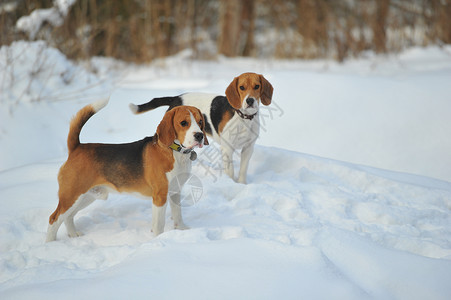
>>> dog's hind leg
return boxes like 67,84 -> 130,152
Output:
90,186 -> 109,200
64,192 -> 96,238
46,211 -> 64,242
46,187 -> 108,242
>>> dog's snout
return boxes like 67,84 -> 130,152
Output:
246,98 -> 255,106
194,132 -> 204,142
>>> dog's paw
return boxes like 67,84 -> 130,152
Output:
237,176 -> 247,184
174,222 -> 190,230
68,231 -> 83,238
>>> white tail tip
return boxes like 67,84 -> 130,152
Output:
129,103 -> 139,114
91,98 -> 109,113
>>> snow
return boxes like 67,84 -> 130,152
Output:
1,42 -> 451,299
16,0 -> 76,39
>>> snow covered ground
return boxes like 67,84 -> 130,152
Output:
1,41 -> 451,299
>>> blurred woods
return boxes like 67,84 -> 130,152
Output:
1,0 -> 450,62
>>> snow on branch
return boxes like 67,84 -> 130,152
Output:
16,0 -> 76,39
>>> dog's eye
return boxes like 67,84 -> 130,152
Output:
180,121 -> 188,127
239,86 -> 245,91
198,120 -> 203,127
254,85 -> 260,90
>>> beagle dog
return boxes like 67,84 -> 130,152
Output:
130,72 -> 273,183
46,100 -> 208,242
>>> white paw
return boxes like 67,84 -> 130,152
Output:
45,236 -> 56,243
237,177 -> 247,184
174,222 -> 190,230
151,228 -> 164,237
68,231 -> 83,238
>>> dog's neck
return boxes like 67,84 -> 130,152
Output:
235,109 -> 257,120
169,141 -> 197,161
169,142 -> 193,154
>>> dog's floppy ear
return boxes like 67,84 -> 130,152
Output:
157,108 -> 176,147
260,75 -> 273,106
225,76 -> 242,110
199,110 -> 209,145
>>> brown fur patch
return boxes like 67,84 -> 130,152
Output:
218,109 -> 234,134
225,76 -> 242,109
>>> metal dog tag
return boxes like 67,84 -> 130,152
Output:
190,151 -> 197,161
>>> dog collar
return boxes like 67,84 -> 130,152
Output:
169,143 -> 197,161
235,109 -> 257,120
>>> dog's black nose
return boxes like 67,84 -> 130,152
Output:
246,98 -> 255,106
194,132 -> 204,142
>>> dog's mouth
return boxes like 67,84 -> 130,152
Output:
188,142 -> 204,149
243,102 -> 258,112
192,141 -> 203,149
183,140 -> 203,150
241,106 -> 258,115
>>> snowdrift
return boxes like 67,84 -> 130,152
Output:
1,145 -> 451,299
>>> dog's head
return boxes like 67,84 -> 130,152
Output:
225,72 -> 274,115
157,106 -> 209,149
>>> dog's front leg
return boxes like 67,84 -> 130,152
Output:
237,141 -> 255,184
151,201 -> 167,236
221,143 -> 235,181
169,194 -> 189,230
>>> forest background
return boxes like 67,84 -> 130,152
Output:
2,0 -> 450,63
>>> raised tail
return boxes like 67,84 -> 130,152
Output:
129,96 -> 182,114
67,99 -> 109,153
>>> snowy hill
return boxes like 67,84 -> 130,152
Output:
1,146 -> 451,299
1,42 -> 451,299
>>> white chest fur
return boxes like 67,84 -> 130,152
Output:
221,114 -> 260,150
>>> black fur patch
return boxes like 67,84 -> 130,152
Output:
137,96 -> 183,113
167,96 -> 183,111
203,113 -> 212,136
94,136 -> 154,187
210,96 -> 234,134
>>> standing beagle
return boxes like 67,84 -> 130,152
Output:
46,100 -> 208,242
130,72 -> 273,183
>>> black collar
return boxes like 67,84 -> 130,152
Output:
235,109 -> 257,120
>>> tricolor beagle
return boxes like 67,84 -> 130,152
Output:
46,100 -> 208,242
130,72 -> 273,183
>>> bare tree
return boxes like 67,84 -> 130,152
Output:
373,0 -> 390,53
218,0 -> 255,57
